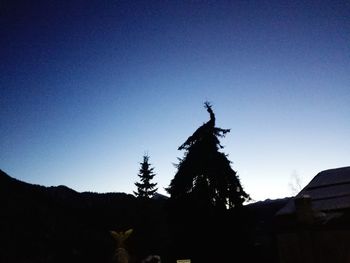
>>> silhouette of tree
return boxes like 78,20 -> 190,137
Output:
288,170 -> 303,196
167,102 -> 250,209
134,155 -> 158,198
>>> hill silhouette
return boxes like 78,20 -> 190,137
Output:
0,169 -> 170,263
0,169 -> 289,263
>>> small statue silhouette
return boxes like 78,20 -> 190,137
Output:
110,228 -> 133,263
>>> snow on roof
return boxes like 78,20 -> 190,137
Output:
277,167 -> 350,215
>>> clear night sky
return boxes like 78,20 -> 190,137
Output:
1,0 -> 349,201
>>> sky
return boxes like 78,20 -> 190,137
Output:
1,0 -> 349,202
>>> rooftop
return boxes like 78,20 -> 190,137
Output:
277,167 -> 350,216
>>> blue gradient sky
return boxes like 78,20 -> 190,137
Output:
1,0 -> 349,201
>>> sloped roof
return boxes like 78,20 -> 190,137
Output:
277,166 -> 350,215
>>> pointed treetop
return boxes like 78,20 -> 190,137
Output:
204,101 -> 215,123
178,102 -> 230,150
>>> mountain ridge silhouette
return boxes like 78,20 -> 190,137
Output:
0,169 -> 289,263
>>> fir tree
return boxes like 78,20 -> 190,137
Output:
134,155 -> 158,198
167,102 -> 250,209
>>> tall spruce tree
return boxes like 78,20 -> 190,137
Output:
134,155 -> 158,198
167,102 -> 250,209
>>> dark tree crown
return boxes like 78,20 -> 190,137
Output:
167,102 -> 250,209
